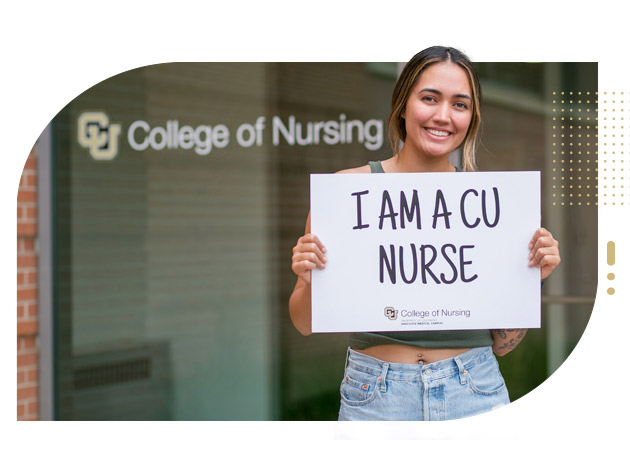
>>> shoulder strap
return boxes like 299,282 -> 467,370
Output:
369,160 -> 462,173
368,161 -> 385,173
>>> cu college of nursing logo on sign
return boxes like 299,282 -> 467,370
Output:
77,112 -> 122,161
384,306 -> 398,320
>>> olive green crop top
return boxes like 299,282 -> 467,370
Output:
348,161 -> 493,350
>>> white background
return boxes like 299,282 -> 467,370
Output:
2,0 -> 627,446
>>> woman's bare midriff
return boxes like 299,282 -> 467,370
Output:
354,344 -> 471,365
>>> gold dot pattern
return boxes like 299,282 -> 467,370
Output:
599,91 -> 629,207
552,91 -> 629,207
552,91 -> 599,206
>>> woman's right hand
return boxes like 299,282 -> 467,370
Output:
291,233 -> 327,285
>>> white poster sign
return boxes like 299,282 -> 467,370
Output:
310,171 -> 541,333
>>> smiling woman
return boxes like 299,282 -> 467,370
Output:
289,46 -> 562,421
400,63 -> 473,165
387,47 -> 482,173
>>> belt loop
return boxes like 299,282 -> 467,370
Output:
344,347 -> 351,369
454,356 -> 467,385
379,363 -> 389,393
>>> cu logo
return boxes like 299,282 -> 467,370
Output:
384,306 -> 398,320
77,112 -> 122,161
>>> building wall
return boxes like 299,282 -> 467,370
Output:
17,146 -> 39,420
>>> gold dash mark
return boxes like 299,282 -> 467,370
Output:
607,241 -> 615,265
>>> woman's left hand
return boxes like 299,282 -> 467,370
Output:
528,227 -> 561,280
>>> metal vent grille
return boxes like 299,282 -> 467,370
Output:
74,357 -> 151,390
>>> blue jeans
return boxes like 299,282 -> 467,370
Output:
338,346 -> 510,421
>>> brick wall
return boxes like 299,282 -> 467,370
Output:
17,146 -> 39,420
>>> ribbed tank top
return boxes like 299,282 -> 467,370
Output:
348,161 -> 493,350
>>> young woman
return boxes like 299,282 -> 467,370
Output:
289,46 -> 561,421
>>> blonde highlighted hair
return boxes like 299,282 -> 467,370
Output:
387,46 -> 482,172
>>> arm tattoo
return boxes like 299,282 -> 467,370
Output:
496,328 -> 520,340
494,329 -> 527,351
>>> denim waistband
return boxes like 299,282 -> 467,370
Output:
345,346 -> 495,382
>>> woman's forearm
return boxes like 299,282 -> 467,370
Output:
289,280 -> 313,336
491,329 -> 528,356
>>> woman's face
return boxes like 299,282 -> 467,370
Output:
401,61 -> 473,159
